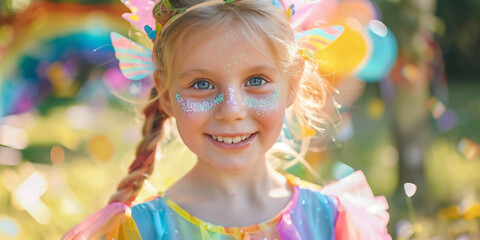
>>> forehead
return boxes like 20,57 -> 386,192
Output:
175,24 -> 276,74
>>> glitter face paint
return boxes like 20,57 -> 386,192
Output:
245,89 -> 280,115
208,29 -> 250,74
176,93 -> 225,115
226,85 -> 242,112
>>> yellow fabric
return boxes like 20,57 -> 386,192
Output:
156,174 -> 311,236
105,216 -> 141,240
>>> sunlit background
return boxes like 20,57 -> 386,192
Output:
0,0 -> 479,239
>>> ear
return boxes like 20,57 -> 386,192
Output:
153,69 -> 174,117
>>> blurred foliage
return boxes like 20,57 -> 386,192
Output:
372,0 -> 480,79
436,0 -> 480,80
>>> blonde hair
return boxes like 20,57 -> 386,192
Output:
109,0 -> 334,204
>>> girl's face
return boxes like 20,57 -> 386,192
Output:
162,25 -> 294,171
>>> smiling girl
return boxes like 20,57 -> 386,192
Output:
63,0 -> 391,239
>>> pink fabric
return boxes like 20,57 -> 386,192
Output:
121,0 -> 157,33
277,213 -> 302,240
62,202 -> 129,240
280,0 -> 338,30
321,171 -> 391,240
276,184 -> 301,240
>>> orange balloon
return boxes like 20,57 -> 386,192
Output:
330,0 -> 377,25
313,20 -> 369,81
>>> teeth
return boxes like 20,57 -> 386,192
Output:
210,134 -> 252,144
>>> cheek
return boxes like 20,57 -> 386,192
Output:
255,106 -> 285,139
174,113 -> 207,152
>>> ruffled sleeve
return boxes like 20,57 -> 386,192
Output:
321,171 -> 392,240
62,202 -> 141,240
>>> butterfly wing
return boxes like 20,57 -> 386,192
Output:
296,25 -> 344,58
110,32 -> 154,81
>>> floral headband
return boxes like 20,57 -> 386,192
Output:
111,0 -> 344,81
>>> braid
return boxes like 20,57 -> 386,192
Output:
109,88 -> 169,205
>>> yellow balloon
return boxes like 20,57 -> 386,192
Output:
313,20 -> 369,81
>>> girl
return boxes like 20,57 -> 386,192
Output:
64,0 -> 390,239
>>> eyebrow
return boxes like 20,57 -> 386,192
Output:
178,69 -> 212,79
177,65 -> 278,79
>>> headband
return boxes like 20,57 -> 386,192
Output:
111,0 -> 344,81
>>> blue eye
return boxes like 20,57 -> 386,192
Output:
192,80 -> 213,90
246,76 -> 266,87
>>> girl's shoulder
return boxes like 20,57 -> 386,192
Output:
285,173 -> 338,213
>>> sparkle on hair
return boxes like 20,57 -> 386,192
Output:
176,93 -> 225,115
246,89 -> 280,115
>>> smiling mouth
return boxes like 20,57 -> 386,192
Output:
208,133 -> 255,144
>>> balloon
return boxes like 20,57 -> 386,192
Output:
313,18 -> 369,81
329,0 -> 378,25
357,20 -> 398,82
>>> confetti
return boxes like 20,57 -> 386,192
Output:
404,182 -> 417,197
427,96 -> 446,119
457,138 -> 480,161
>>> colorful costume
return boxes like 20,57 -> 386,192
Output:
63,171 -> 390,239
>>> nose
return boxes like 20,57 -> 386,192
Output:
214,85 -> 247,122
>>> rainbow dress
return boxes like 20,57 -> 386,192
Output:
63,171 -> 391,240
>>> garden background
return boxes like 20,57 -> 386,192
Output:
0,0 -> 479,239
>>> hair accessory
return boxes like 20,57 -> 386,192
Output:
110,32 -> 154,81
272,0 -> 282,9
111,0 -> 343,83
296,26 -> 344,58
286,4 -> 295,20
120,0 -> 157,41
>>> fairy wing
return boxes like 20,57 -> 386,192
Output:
296,25 -> 344,58
110,32 -> 154,81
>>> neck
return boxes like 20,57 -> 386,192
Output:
184,156 -> 287,201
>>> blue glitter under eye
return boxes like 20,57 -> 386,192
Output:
247,76 -> 265,87
193,80 -> 212,90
